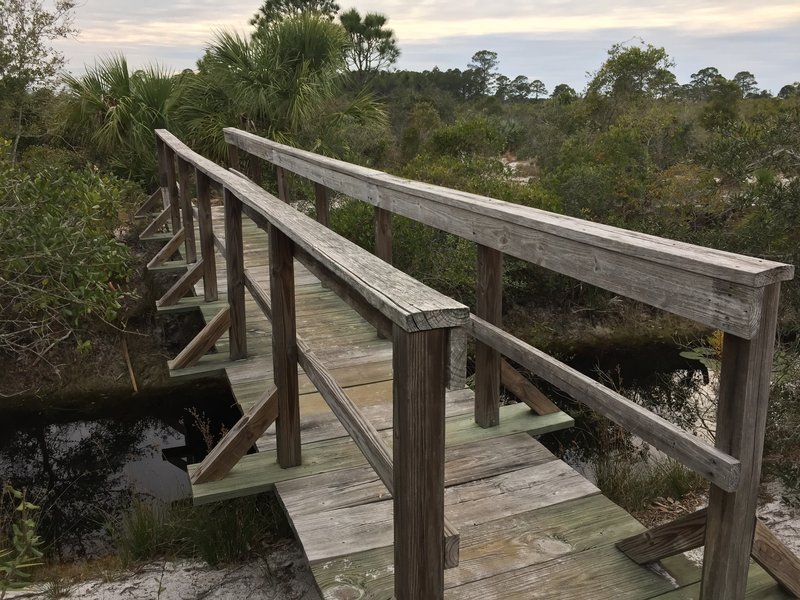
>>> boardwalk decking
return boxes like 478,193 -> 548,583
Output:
148,207 -> 792,600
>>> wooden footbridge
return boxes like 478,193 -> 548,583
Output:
138,128 -> 800,599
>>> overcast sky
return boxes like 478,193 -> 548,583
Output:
55,0 -> 800,94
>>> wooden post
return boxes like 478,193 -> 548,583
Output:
223,188 -> 247,360
177,158 -> 197,263
247,153 -> 262,185
163,144 -> 181,234
156,138 -> 170,212
475,245 -> 503,427
701,282 -> 781,600
314,182 -> 330,228
276,166 -> 290,203
269,224 -> 301,468
227,142 -> 240,171
374,207 -> 393,264
393,326 -> 447,600
195,170 -> 218,301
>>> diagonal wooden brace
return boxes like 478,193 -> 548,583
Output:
156,259 -> 205,308
617,507 -> 800,597
500,358 -> 560,415
191,387 -> 278,484
134,189 -> 164,219
146,228 -> 185,270
140,206 -> 172,239
168,305 -> 230,370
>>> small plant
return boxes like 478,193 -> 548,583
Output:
1,484 -> 44,598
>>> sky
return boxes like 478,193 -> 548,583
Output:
54,0 -> 800,94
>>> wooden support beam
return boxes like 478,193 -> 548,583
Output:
156,137 -> 170,214
177,158 -> 197,263
139,206 -> 171,240
276,166 -> 290,203
753,519 -> 800,598
617,507 -> 707,564
190,387 -> 278,484
224,189 -> 247,360
156,259 -> 205,308
270,225 -> 301,468
468,314 -> 741,492
447,326 -> 467,390
146,229 -> 185,270
247,152 -> 262,185
134,189 -> 163,218
168,306 -> 231,370
501,358 -> 561,415
701,282 -> 782,599
393,326 -> 448,599
374,207 -> 392,265
195,170 -> 218,301
227,142 -> 240,170
163,144 -> 181,234
314,182 -> 330,228
618,506 -> 800,598
475,245 -> 502,428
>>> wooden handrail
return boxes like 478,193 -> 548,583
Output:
223,127 -> 794,339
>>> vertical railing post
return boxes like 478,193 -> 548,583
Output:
195,170 -> 218,301
276,166 -> 290,203
247,152 -> 263,185
374,207 -> 393,265
223,188 -> 247,360
227,142 -> 240,171
475,245 -> 503,427
156,137 -> 170,212
701,282 -> 781,600
314,182 -> 330,228
393,325 -> 447,600
269,224 -> 301,468
177,158 -> 197,263
163,144 -> 181,234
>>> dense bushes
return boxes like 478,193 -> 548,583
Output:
0,141 -> 135,360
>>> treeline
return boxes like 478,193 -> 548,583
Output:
1,0 -> 799,370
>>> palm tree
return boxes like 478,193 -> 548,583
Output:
63,55 -> 182,182
179,14 -> 385,163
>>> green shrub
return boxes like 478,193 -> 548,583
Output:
0,142 -> 135,359
1,484 -> 43,596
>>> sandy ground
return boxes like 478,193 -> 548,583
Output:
9,540 -> 322,600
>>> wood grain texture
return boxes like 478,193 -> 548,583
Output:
139,206 -> 171,239
393,326 -> 447,599
501,359 -> 561,415
163,144 -> 181,234
168,306 -> 230,370
276,165 -> 289,203
617,507 -> 707,564
702,282 -> 782,599
195,169 -> 218,301
227,142 -> 240,170
447,326 -> 468,390
191,387 -> 278,484
221,128 -> 794,339
314,182 -> 330,228
269,225 -> 301,468
752,519 -> 800,598
177,157 -> 197,262
469,314 -> 741,492
475,245 -> 502,428
374,206 -> 393,264
223,189 -> 247,360
146,229 -> 185,270
156,259 -> 204,307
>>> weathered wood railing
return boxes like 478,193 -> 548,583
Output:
152,129 -> 467,599
221,127 -> 797,600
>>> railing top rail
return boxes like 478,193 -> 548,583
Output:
224,128 -> 792,287
155,129 -> 469,333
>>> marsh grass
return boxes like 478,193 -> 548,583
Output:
109,492 -> 289,567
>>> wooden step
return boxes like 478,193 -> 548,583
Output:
189,403 -> 574,504
141,231 -> 177,242
157,297 -> 228,314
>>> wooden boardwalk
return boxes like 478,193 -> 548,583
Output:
151,209 -> 791,600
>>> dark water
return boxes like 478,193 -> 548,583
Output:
0,383 -> 241,559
